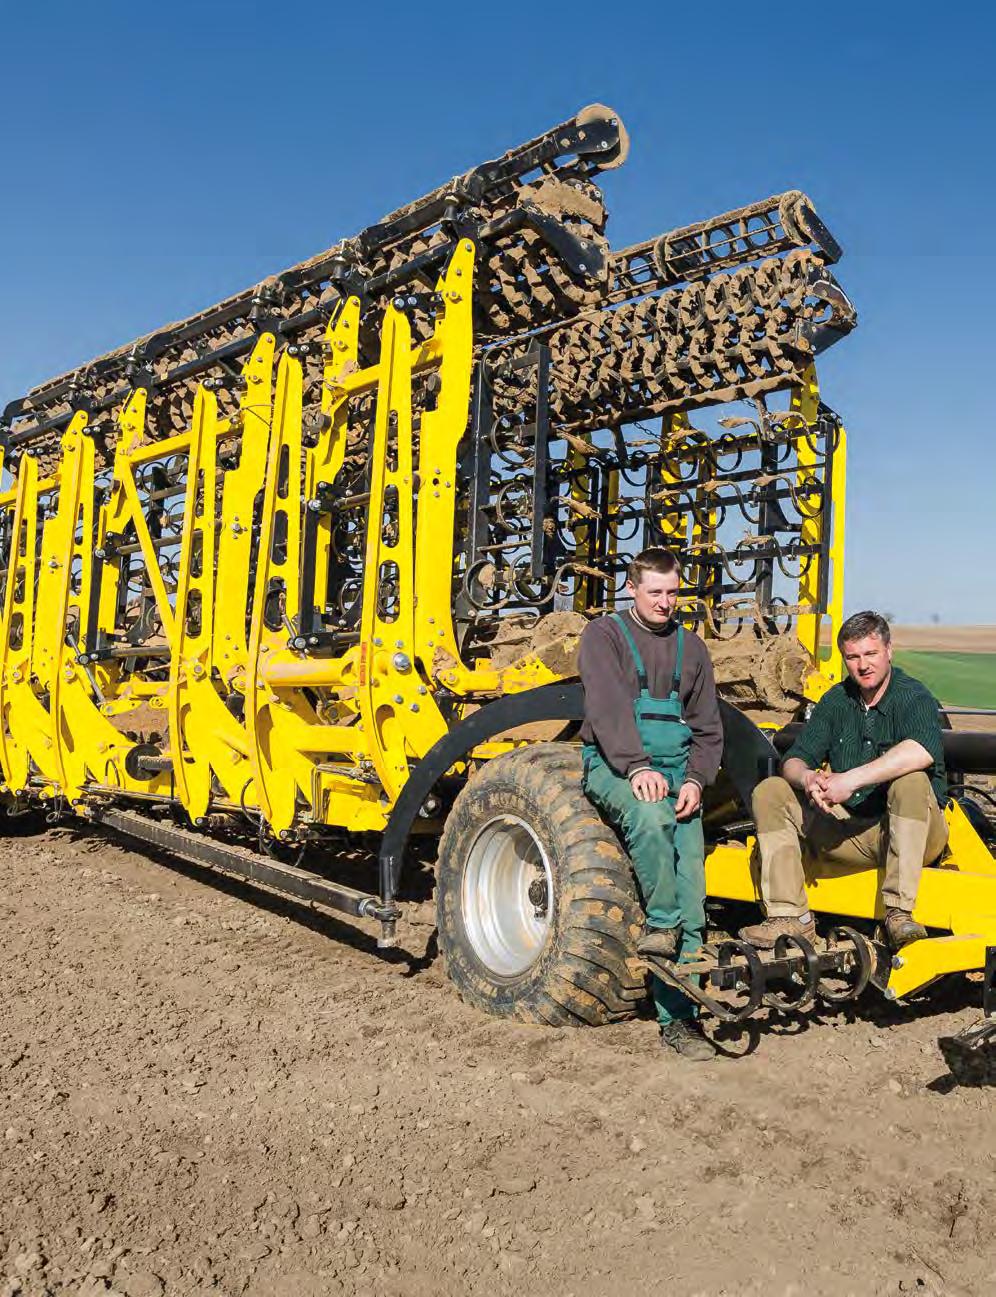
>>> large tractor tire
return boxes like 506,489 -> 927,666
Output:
436,742 -> 646,1026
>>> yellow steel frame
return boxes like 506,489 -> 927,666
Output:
0,241 -> 551,837
588,367 -> 990,1001
0,243 -> 990,1004
791,364 -> 847,694
705,830 -> 996,1001
691,371 -> 994,1000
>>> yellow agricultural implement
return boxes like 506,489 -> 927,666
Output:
1,105 -> 993,1034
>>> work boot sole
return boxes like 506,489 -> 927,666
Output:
738,923 -> 817,951
884,923 -> 927,950
883,910 -> 927,949
660,1027 -> 717,1061
637,927 -> 681,958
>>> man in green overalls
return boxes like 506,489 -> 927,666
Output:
579,548 -> 724,1060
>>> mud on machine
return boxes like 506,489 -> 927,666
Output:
2,106 -> 994,1046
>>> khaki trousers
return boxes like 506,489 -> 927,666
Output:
751,771 -> 948,917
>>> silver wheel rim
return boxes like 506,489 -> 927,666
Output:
462,814 -> 554,977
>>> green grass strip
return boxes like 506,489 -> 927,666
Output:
892,651 -> 996,709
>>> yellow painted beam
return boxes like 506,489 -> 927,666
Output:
706,837 -> 996,995
887,935 -> 995,999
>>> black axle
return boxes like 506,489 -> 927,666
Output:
93,806 -> 399,930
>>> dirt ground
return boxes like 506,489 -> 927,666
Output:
889,627 -> 996,654
1,825 -> 994,1297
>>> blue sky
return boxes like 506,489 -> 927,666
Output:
1,1 -> 993,624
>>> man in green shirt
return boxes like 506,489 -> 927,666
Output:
740,611 -> 948,951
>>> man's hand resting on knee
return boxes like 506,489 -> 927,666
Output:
674,780 -> 702,820
629,770 -> 669,802
820,740 -> 933,807
802,769 -> 834,813
784,757 -> 833,813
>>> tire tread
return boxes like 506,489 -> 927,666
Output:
436,743 -> 646,1027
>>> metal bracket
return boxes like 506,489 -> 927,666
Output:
645,926 -> 875,1023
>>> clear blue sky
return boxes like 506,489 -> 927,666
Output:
2,1 -> 993,624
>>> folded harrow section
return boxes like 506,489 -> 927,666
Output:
0,104 -> 855,846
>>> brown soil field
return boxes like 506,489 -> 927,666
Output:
889,627 -> 996,654
2,826 -> 994,1297
948,715 -> 996,735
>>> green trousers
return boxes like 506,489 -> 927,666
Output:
584,759 -> 705,1025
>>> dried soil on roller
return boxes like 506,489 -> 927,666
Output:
1,827 -> 994,1296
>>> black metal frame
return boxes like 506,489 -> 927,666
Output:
1,105 -> 623,451
96,807 -> 393,923
459,361 -> 495,618
645,924 -> 875,1023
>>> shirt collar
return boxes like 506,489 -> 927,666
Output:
626,608 -> 676,637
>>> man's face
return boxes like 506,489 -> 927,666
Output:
841,632 -> 893,694
627,568 -> 680,627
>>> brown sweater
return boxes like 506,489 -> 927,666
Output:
578,611 -> 723,786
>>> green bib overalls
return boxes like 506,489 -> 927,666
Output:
582,614 -> 691,792
581,614 -> 706,1025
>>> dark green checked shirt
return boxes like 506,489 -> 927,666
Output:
785,666 -> 947,816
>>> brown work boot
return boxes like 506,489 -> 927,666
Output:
660,1018 -> 717,1061
883,907 -> 927,949
738,915 -> 817,951
636,926 -> 681,959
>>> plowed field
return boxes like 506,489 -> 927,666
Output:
2,825 -> 994,1297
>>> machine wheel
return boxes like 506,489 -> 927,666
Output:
436,743 -> 645,1026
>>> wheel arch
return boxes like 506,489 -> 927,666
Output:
379,683 -> 778,903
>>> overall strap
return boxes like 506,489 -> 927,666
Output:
671,624 -> 684,698
610,613 -> 648,690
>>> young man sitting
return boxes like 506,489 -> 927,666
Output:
579,548 -> 723,1060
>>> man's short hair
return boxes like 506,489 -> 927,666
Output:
837,610 -> 891,650
626,547 -> 681,586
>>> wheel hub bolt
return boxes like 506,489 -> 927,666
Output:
527,877 -> 548,911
